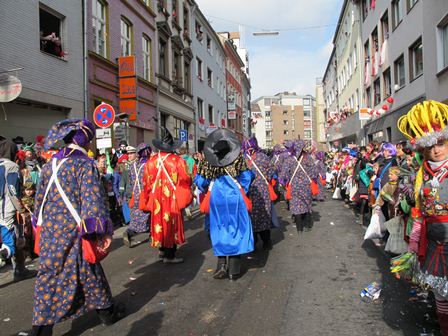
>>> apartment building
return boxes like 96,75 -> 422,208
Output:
315,78 -> 327,149
191,5 -> 227,152
88,0 -> 158,145
252,95 -> 279,148
0,0 -> 84,141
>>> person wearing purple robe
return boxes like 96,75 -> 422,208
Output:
242,136 -> 274,249
314,151 -> 327,201
122,143 -> 152,247
279,139 -> 319,233
31,119 -> 122,336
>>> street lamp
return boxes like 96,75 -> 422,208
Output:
252,31 -> 279,36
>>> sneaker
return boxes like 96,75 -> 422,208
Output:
163,257 -> 184,264
123,231 -> 132,248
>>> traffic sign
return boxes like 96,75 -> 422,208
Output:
179,129 -> 188,142
93,103 -> 115,128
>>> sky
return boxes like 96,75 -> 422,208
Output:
195,0 -> 344,100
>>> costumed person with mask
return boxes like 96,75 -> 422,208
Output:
141,127 -> 192,264
195,129 -> 254,280
122,143 -> 152,247
242,136 -> 275,250
31,119 -> 122,336
398,101 -> 448,336
0,139 -> 36,280
22,144 -> 42,186
279,139 -> 319,233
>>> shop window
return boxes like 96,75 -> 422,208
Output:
39,6 -> 65,58
409,38 -> 423,79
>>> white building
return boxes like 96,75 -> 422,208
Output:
191,4 -> 226,151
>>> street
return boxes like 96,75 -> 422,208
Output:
0,196 -> 441,336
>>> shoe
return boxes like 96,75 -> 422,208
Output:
13,268 -> 37,282
163,257 -> 184,264
123,231 -> 132,247
212,265 -> 228,279
99,303 -> 126,326
229,274 -> 239,281
185,208 -> 192,220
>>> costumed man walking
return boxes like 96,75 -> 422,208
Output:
142,127 -> 192,263
398,101 -> 448,336
195,129 -> 254,280
122,143 -> 152,247
31,119 -> 122,336
279,139 -> 318,233
314,151 -> 327,202
242,136 -> 275,250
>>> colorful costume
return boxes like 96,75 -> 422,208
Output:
314,151 -> 327,201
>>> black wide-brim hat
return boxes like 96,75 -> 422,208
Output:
152,126 -> 183,152
204,129 -> 241,167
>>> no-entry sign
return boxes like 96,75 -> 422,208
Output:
93,103 -> 115,128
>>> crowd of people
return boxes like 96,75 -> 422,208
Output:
4,99 -> 448,335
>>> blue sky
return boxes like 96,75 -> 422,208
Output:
195,0 -> 344,100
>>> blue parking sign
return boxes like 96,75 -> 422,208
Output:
179,129 -> 188,142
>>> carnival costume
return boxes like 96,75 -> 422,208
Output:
398,100 -> 448,335
31,119 -> 119,335
195,129 -> 254,280
279,139 -> 318,232
242,136 -> 275,249
142,127 -> 192,263
314,151 -> 327,201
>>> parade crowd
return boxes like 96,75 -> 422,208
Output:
2,99 -> 448,335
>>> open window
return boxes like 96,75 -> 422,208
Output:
39,5 -> 65,58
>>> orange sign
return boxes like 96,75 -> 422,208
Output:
118,56 -> 135,77
359,108 -> 372,120
120,100 -> 137,121
119,77 -> 137,99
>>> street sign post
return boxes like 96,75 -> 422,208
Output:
93,103 -> 115,128
179,129 -> 188,142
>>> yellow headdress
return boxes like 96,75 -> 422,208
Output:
397,100 -> 448,148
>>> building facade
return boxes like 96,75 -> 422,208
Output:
360,0 -> 425,144
0,0 -> 84,141
315,78 -> 327,149
251,95 -> 279,149
191,5 -> 226,152
156,0 -> 195,150
218,32 -> 245,140
88,0 -> 158,146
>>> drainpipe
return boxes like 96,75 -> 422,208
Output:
82,0 -> 88,119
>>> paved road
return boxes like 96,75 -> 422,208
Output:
0,196 -> 441,335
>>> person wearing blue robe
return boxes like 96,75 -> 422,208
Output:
195,129 -> 254,281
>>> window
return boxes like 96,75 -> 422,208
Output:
304,110 -> 311,118
362,0 -> 369,21
172,50 -> 180,82
207,68 -> 213,87
283,120 -> 288,126
195,21 -> 203,41
184,61 -> 191,93
196,57 -> 202,80
208,105 -> 214,124
142,35 -> 151,81
407,0 -> 418,12
172,0 -> 178,23
394,55 -> 405,88
353,44 -> 358,68
303,99 -> 310,106
373,78 -> 381,105
92,0 -> 107,57
183,6 -> 189,39
441,23 -> 448,69
120,18 -> 132,56
383,68 -> 391,97
206,35 -> 212,53
381,11 -> 389,43
392,0 -> 403,29
283,110 -> 288,116
355,89 -> 359,109
283,130 -> 289,136
39,6 -> 64,58
304,130 -> 311,139
159,39 -> 167,76
409,38 -> 423,79
265,111 -> 271,118
348,57 -> 352,77
160,113 -> 167,128
366,86 -> 372,107
197,98 -> 204,119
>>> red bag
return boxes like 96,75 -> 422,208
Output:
34,225 -> 42,255
199,191 -> 211,214
81,237 -> 109,264
311,180 -> 319,196
268,183 -> 278,201
285,183 -> 292,200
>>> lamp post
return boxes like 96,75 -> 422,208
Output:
252,31 -> 279,36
